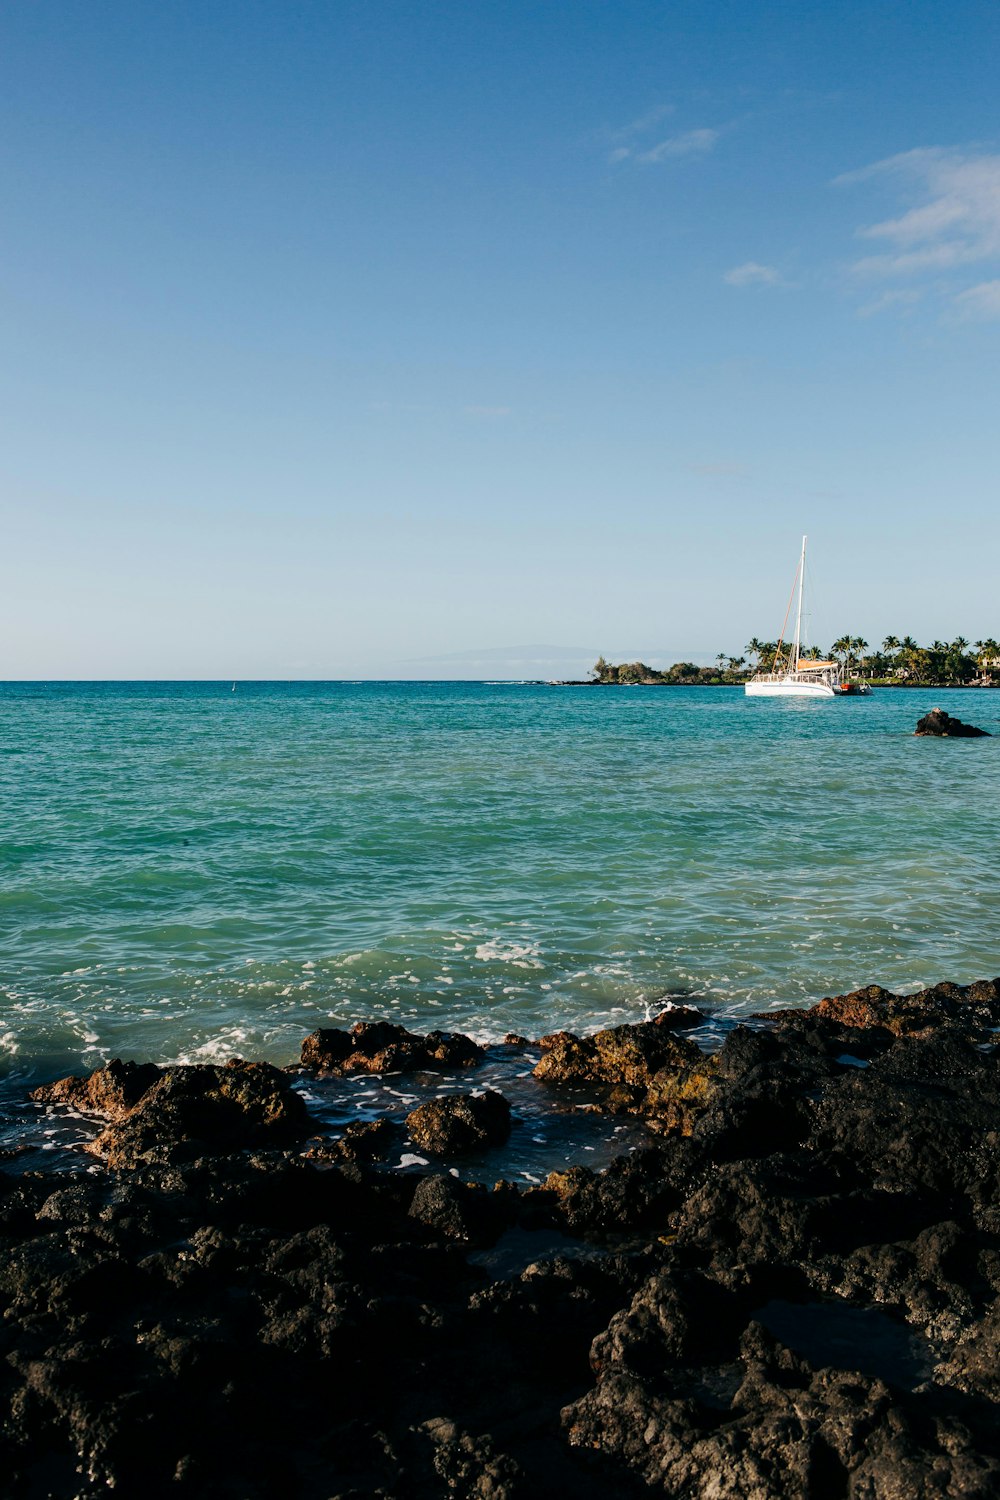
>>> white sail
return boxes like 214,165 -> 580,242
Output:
745,536 -> 841,698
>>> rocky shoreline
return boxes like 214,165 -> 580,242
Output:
4,981 -> 1000,1497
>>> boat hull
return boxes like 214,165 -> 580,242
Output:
745,679 -> 835,699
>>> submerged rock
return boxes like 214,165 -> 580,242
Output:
406,1090 -> 512,1155
915,706 -> 989,737
300,1020 -> 485,1074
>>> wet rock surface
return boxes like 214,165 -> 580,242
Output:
301,1020 -> 484,1075
534,1010 -> 715,1130
31,1058 -> 311,1169
6,994 -> 1000,1496
915,706 -> 990,737
406,1090 -> 512,1156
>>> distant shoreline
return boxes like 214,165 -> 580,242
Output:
548,679 -> 1000,689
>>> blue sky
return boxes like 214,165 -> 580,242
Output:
3,1 -> 999,678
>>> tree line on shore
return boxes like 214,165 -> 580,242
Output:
591,636 -> 1000,687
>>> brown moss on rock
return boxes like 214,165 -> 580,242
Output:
302,1117 -> 399,1165
406,1090 -> 511,1156
534,1017 -> 713,1130
642,1055 -> 720,1135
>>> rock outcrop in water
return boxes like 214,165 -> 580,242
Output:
10,989 -> 1000,1496
31,1058 -> 310,1168
300,1020 -> 485,1074
915,706 -> 990,737
407,1090 -> 512,1155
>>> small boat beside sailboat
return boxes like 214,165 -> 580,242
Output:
745,536 -> 870,699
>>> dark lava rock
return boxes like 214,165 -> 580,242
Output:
544,1144 -> 696,1233
408,1174 -> 514,1244
915,706 -> 990,737
33,1059 -> 310,1168
406,1090 -> 512,1156
31,1057 -> 162,1118
534,1019 -> 711,1123
11,990 -> 1000,1497
762,976 -> 1000,1048
646,1004 -> 705,1031
300,1020 -> 484,1074
565,1314 -> 1000,1498
303,1118 -> 400,1165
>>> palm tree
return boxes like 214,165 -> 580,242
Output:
893,635 -> 918,680
745,637 -> 765,667
850,637 -> 868,675
944,637 -> 974,684
728,656 -> 746,673
830,636 -> 852,663
882,635 -> 900,656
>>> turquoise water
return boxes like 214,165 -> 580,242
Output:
2,681 -> 999,1078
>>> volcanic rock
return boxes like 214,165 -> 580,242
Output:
915,706 -> 989,737
406,1090 -> 512,1155
407,1174 -> 514,1244
34,1059 -> 310,1168
12,988 -> 1000,1496
647,1004 -> 705,1031
300,1020 -> 484,1074
534,1020 -> 708,1122
31,1057 -> 161,1119
303,1117 -> 399,1165
762,976 -> 1000,1048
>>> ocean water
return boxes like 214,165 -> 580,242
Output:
2,681 -> 999,1082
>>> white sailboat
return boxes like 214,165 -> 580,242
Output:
745,536 -> 854,699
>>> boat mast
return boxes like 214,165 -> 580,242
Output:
792,534 -> 806,671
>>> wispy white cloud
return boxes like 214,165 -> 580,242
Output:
600,103 -> 674,162
723,261 -> 780,286
953,279 -> 1000,321
635,127 -> 720,164
838,148 -> 1000,316
856,287 -> 923,318
604,106 -> 720,166
610,104 -> 676,143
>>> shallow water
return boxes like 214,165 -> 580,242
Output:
2,681 -> 998,1081
299,1043 -> 653,1186
755,1298 -> 936,1391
